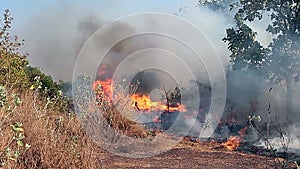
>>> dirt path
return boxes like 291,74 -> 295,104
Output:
95,142 -> 282,169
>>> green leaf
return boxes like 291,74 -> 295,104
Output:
14,133 -> 25,140
11,125 -> 24,132
17,140 -> 24,147
14,96 -> 21,106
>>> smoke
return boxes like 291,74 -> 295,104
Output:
17,1 -> 231,81
73,15 -> 103,57
19,1 -> 128,81
21,5 -> 85,80
253,123 -> 300,154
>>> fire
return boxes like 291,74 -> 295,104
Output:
93,79 -> 113,99
93,78 -> 187,113
131,94 -> 157,112
131,94 -> 187,113
222,127 -> 247,151
221,136 -> 241,151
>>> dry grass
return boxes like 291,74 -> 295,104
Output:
101,107 -> 148,138
92,84 -> 150,139
0,91 -> 99,169
0,83 -> 151,168
0,88 -> 287,169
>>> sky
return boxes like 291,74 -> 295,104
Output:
0,0 -> 197,29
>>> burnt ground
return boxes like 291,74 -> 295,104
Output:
93,141 -> 297,169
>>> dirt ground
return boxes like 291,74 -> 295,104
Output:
94,141 -> 289,169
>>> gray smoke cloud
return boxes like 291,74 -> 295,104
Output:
18,1 -> 230,81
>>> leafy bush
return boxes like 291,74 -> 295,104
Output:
0,9 -> 29,91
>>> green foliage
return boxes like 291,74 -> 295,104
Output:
0,9 -> 29,90
1,122 -> 31,166
199,0 -> 236,13
0,9 -> 73,113
222,0 -> 300,80
25,66 -> 73,112
219,0 -> 300,121
11,122 -> 24,132
223,19 -> 270,71
26,66 -> 62,97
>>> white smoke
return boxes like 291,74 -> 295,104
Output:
12,1 -> 231,81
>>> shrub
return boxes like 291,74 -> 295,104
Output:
0,9 -> 29,91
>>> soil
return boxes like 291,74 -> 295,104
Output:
93,141 -> 295,169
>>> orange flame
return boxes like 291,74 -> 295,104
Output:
93,79 -> 113,99
221,136 -> 241,151
222,127 -> 247,151
131,94 -> 187,113
93,78 -> 187,113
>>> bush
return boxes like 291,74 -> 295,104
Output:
0,9 -> 29,91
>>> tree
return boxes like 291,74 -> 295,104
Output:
162,86 -> 181,113
199,0 -> 236,13
220,0 -> 300,122
0,9 -> 29,90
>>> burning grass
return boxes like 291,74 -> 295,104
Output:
92,80 -> 149,138
90,76 -> 188,139
221,136 -> 242,151
221,127 -> 247,151
92,77 -> 186,113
